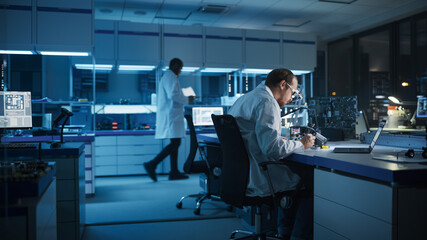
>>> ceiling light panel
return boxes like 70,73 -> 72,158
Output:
319,0 -> 357,4
155,4 -> 195,20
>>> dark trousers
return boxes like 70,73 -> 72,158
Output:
149,138 -> 181,173
277,162 -> 314,240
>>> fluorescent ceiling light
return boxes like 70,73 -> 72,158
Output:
242,69 -> 271,74
39,51 -> 89,56
292,70 -> 311,75
388,96 -> 401,104
75,64 -> 113,71
201,68 -> 238,73
319,0 -> 356,4
162,66 -> 199,72
375,95 -> 386,99
119,65 -> 155,71
181,67 -> 199,72
0,50 -> 34,55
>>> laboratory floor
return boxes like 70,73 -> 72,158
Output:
83,174 -> 239,240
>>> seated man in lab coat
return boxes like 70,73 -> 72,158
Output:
228,68 -> 315,240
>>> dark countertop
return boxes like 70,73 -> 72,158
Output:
198,134 -> 427,185
0,142 -> 85,159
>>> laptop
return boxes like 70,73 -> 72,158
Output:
333,120 -> 386,153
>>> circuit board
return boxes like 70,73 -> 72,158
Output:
308,96 -> 359,139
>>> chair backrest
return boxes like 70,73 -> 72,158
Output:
183,114 -> 199,173
211,114 -> 249,208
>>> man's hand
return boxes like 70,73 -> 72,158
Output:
188,96 -> 196,103
300,134 -> 315,149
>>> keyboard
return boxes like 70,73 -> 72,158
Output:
0,143 -> 38,149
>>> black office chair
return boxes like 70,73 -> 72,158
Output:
176,115 -> 223,215
212,114 -> 299,240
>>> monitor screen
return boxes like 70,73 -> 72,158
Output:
0,91 -> 32,129
417,97 -> 427,118
192,107 -> 223,126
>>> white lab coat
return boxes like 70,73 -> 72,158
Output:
155,70 -> 188,139
229,82 -> 303,197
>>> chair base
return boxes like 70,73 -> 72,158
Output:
230,229 -> 282,240
176,192 -> 224,215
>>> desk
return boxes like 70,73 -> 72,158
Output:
1,143 -> 86,240
198,134 -> 427,240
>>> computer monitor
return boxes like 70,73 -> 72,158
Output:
417,97 -> 427,118
192,107 -> 223,126
0,91 -> 32,129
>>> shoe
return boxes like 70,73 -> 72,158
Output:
168,171 -> 189,180
144,162 -> 157,182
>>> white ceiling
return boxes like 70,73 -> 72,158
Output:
94,0 -> 427,43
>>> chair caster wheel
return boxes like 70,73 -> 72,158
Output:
194,208 -> 200,215
176,202 -> 182,209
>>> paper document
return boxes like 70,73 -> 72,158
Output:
182,87 -> 196,97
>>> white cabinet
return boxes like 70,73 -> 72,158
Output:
36,9 -> 93,51
94,20 -> 115,61
117,22 -> 160,64
36,0 -> 92,9
0,3 -> 32,50
283,32 -> 316,71
36,0 -> 93,52
95,134 -> 190,176
314,169 -> 392,240
245,30 -> 281,69
164,25 -> 203,67
205,27 -> 243,68
116,135 -> 162,175
94,136 -> 117,176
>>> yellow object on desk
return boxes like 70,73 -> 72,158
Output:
321,145 -> 329,149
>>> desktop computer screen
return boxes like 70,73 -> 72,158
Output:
0,91 -> 32,129
417,97 -> 427,118
192,107 -> 223,126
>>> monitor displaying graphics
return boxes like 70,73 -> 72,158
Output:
417,97 -> 427,118
0,91 -> 32,129
192,107 -> 223,126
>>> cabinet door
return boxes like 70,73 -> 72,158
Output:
205,27 -> 243,68
314,169 -> 392,240
245,30 -> 281,69
117,22 -> 160,64
37,0 -> 92,9
283,32 -> 316,71
164,25 -> 203,67
94,20 -> 115,61
36,8 -> 93,51
0,6 -> 32,50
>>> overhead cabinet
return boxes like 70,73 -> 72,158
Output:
283,32 -> 316,71
245,30 -> 281,69
117,22 -> 160,64
0,2 -> 32,50
205,27 -> 243,68
94,20 -> 115,61
36,0 -> 93,52
164,25 -> 203,67
0,0 -> 94,52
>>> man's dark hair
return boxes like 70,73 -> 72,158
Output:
169,58 -> 183,75
265,68 -> 295,88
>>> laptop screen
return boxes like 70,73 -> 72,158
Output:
369,120 -> 386,150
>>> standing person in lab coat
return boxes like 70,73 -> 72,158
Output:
228,68 -> 315,240
144,58 -> 195,181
